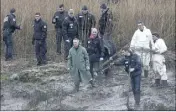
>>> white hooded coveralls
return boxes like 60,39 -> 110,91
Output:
152,38 -> 167,80
130,26 -> 154,71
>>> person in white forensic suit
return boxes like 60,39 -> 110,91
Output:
130,21 -> 154,78
151,33 -> 168,87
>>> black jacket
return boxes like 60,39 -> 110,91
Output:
62,16 -> 78,40
114,53 -> 142,76
76,12 -> 96,30
52,11 -> 67,29
3,13 -> 20,33
87,36 -> 104,62
33,19 -> 47,40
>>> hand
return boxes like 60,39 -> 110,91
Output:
100,57 -> 104,61
32,40 -> 35,45
67,68 -> 70,71
129,68 -> 135,72
110,62 -> 114,66
109,57 -> 113,61
86,66 -> 90,71
66,40 -> 70,43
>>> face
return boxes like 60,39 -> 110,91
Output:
59,7 -> 64,12
68,11 -> 74,18
35,15 -> 41,21
101,8 -> 106,13
82,10 -> 88,14
138,23 -> 144,31
73,40 -> 79,48
91,30 -> 98,37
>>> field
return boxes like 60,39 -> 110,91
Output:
1,0 -> 175,59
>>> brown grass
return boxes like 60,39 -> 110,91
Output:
1,0 -> 175,59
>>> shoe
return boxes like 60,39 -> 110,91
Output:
161,80 -> 168,87
151,79 -> 160,87
37,62 -> 42,66
72,84 -> 79,93
89,80 -> 95,88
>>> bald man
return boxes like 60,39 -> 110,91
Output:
62,9 -> 78,60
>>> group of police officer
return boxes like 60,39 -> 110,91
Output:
3,3 -> 168,110
2,4 -> 112,66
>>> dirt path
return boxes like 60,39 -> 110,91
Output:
1,59 -> 175,111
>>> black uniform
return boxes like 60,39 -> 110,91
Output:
98,8 -> 113,36
52,11 -> 67,54
62,16 -> 78,59
3,13 -> 20,60
76,12 -> 96,47
33,19 -> 47,65
87,36 -> 104,78
114,53 -> 142,105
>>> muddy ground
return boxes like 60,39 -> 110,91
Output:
1,57 -> 175,111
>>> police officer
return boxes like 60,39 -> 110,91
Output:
87,28 -> 104,79
3,8 -> 21,61
76,5 -> 96,47
111,48 -> 142,109
98,3 -> 113,37
32,13 -> 47,66
62,9 -> 78,60
52,4 -> 68,54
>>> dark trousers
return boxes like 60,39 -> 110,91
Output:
64,38 -> 73,59
35,40 -> 47,64
131,74 -> 141,104
3,30 -> 13,60
56,28 -> 63,53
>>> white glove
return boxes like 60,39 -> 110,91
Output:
66,40 -> 70,43
100,57 -> 104,61
129,68 -> 135,72
86,66 -> 90,70
53,18 -> 56,22
67,68 -> 70,71
109,57 -> 113,61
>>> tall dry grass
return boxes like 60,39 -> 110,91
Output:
1,0 -> 175,59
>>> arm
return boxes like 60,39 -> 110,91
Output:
114,57 -> 125,66
91,14 -> 96,27
67,49 -> 72,70
155,39 -> 167,54
83,48 -> 90,70
133,55 -> 142,72
52,12 -> 57,24
99,38 -> 105,58
41,22 -> 47,40
9,16 -> 20,30
62,19 -> 69,41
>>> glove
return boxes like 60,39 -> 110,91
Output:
129,68 -> 135,72
67,68 -> 70,71
65,40 -> 70,43
86,66 -> 90,71
109,57 -> 113,61
100,57 -> 104,61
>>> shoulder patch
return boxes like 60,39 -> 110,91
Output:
3,16 -> 8,22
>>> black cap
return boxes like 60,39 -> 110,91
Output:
59,4 -> 64,8
100,4 -> 107,9
10,8 -> 16,13
152,32 -> 160,38
82,5 -> 88,10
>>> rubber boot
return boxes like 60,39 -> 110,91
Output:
89,80 -> 95,88
144,70 -> 148,78
134,93 -> 140,110
155,79 -> 160,86
72,84 -> 79,93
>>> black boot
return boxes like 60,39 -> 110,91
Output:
72,84 -> 79,93
161,80 -> 168,87
89,80 -> 95,88
134,93 -> 140,110
155,79 -> 160,86
144,70 -> 148,78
